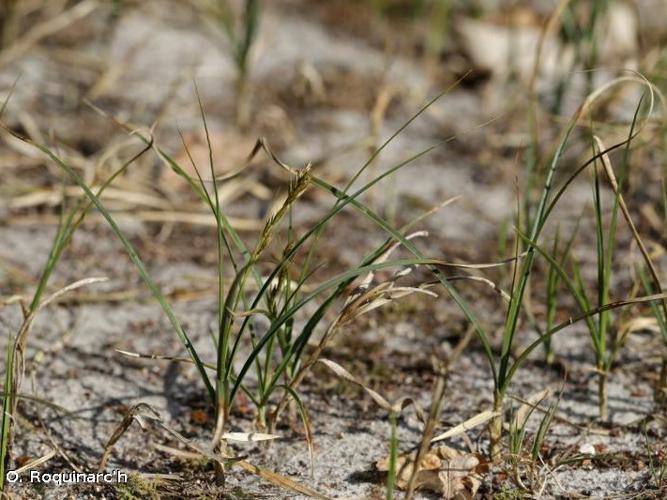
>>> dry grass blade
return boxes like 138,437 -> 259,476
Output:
115,349 -> 216,371
221,432 -> 279,442
318,359 -> 394,412
512,389 -> 551,432
99,403 -> 160,472
9,186 -> 172,211
594,135 -> 667,321
431,410 -> 499,443
358,231 -> 428,287
318,359 -> 421,416
35,277 -> 108,312
443,275 -> 512,302
344,285 -> 437,320
13,449 -> 57,475
234,460 -> 331,499
11,276 -> 108,412
133,210 -> 262,231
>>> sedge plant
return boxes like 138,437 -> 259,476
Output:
8,91 -> 475,486
487,77 -> 665,456
223,79 -> 666,462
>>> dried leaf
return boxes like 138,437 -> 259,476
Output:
376,445 -> 481,498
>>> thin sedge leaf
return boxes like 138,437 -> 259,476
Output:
17,137 -> 215,401
0,335 -> 15,490
498,115 -> 579,390
30,140 -> 153,311
516,230 -> 601,353
342,75 -> 469,195
276,384 -> 315,478
504,292 -> 667,392
532,392 -> 560,460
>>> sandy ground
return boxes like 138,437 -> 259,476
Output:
1,1 -> 667,498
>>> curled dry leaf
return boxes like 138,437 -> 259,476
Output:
376,445 -> 484,498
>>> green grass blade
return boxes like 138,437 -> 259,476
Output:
17,136 -> 215,402
516,229 -> 600,353
498,115 -> 580,391
0,334 -> 15,492
505,292 -> 667,386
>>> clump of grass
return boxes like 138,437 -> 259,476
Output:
487,75 -> 665,456
523,105 -> 649,421
10,90 -> 463,492
507,388 -> 561,494
5,73 -> 666,499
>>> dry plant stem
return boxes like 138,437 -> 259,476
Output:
595,136 -> 667,406
527,0 -> 573,142
9,278 -> 106,416
0,0 -> 18,49
404,326 -> 474,499
367,83 -> 395,210
404,371 -> 445,498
